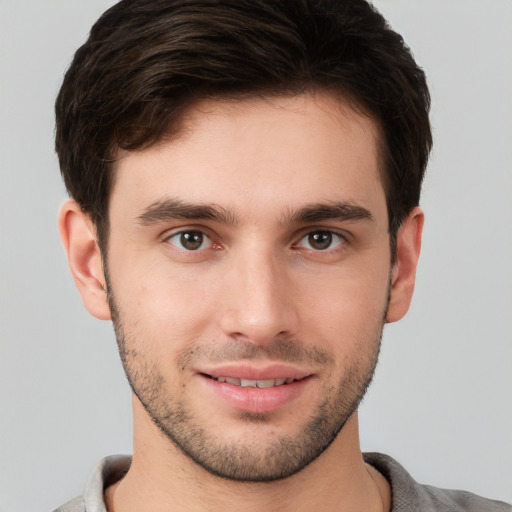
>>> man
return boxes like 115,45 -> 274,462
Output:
53,0 -> 510,511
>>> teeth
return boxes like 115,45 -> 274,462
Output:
256,379 -> 278,388
213,376 -> 295,388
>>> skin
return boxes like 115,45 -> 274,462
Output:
59,92 -> 423,512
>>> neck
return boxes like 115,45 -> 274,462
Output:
105,399 -> 390,512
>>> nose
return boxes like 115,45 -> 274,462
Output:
219,246 -> 299,346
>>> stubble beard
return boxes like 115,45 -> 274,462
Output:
107,283 -> 385,483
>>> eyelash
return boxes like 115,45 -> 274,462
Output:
164,228 -> 347,253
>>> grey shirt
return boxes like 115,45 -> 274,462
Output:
54,453 -> 511,512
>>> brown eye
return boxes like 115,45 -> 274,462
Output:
308,231 -> 333,250
296,230 -> 345,251
167,230 -> 210,251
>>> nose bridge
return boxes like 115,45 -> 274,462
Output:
220,241 -> 297,345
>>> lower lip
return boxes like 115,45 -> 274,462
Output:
200,375 -> 310,414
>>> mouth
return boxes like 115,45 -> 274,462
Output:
202,374 -> 303,388
197,366 -> 313,413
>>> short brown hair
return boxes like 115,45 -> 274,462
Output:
55,0 -> 432,254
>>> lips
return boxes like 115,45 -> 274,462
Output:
200,363 -> 310,382
197,364 -> 312,413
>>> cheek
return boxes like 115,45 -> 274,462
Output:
108,254 -> 220,353
295,261 -> 390,345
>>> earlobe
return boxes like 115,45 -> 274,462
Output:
58,200 -> 112,321
386,207 -> 424,323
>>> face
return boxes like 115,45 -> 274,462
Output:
105,93 -> 393,481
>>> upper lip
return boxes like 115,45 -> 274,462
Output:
196,363 -> 312,381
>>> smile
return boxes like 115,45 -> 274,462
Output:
208,376 -> 299,388
198,369 -> 313,413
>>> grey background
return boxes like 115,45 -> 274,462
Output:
0,1 -> 511,511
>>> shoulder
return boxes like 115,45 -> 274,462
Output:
364,452 -> 511,512
422,485 -> 512,512
52,496 -> 84,512
51,455 -> 131,512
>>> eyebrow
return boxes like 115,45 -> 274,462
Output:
286,202 -> 373,224
137,198 -> 373,227
137,198 -> 238,225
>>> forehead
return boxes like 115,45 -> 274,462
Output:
110,92 -> 386,226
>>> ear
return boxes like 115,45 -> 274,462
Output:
58,200 -> 112,320
386,207 -> 424,323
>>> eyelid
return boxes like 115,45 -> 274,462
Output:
160,224 -> 212,240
